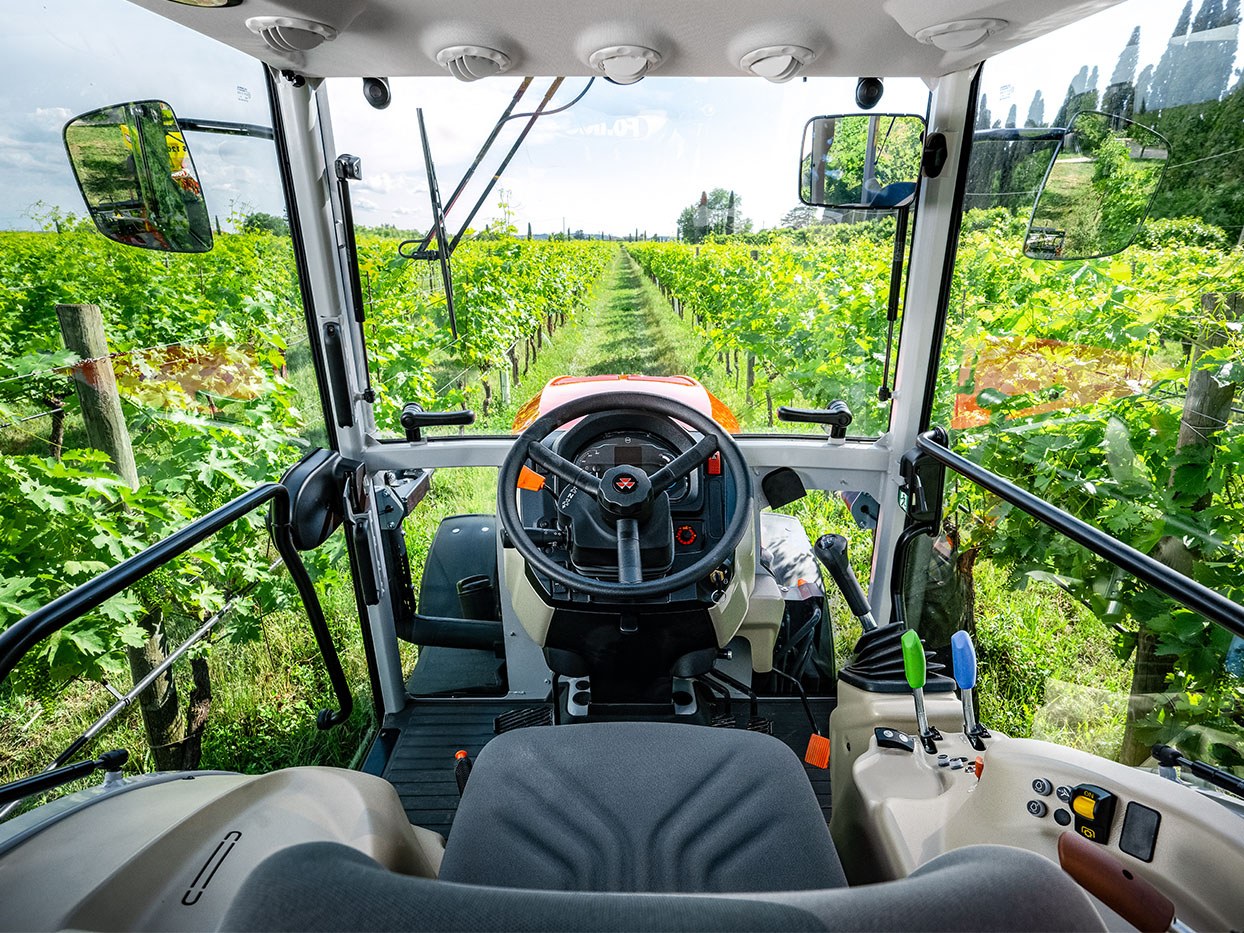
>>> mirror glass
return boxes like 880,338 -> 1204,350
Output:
799,113 -> 925,210
1025,111 -> 1167,260
64,100 -> 212,253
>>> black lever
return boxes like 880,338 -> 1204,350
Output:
1153,744 -> 1244,797
813,534 -> 877,631
778,401 -> 853,439
400,403 -> 476,442
0,749 -> 127,808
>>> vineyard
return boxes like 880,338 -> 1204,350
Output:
0,225 -> 610,785
633,211 -> 1244,770
1,198 -> 1242,784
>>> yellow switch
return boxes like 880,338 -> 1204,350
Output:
1072,795 -> 1098,820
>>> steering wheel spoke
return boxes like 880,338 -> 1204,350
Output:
526,440 -> 602,499
649,434 -> 718,495
616,518 -> 643,584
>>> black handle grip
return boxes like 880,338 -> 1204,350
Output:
778,401 -> 853,439
324,322 -> 355,428
813,533 -> 871,618
400,403 -> 476,441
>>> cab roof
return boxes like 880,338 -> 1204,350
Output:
127,0 -> 1123,81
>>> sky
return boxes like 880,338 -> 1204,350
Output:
0,0 -> 1225,236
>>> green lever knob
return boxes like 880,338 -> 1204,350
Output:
901,629 -> 926,690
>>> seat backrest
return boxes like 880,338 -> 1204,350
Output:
437,721 -> 846,893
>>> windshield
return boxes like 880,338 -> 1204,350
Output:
324,76 -> 929,438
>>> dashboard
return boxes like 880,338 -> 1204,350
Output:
572,430 -> 693,503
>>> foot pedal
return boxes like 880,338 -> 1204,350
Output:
746,716 -> 774,734
494,706 -> 553,733
711,713 -> 738,728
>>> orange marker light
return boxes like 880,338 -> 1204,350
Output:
804,733 -> 830,769
517,466 -> 546,491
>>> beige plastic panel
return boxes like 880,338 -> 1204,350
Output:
845,725 -> 1244,931
828,680 -> 967,881
707,515 -> 758,652
506,514 -> 766,667
0,767 -> 444,932
503,545 -> 556,644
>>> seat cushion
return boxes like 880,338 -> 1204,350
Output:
437,721 -> 847,893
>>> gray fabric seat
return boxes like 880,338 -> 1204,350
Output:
438,721 -> 847,893
220,841 -> 1107,931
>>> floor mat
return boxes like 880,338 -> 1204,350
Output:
379,698 -> 835,836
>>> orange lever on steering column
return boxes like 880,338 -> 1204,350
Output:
518,466 -> 546,491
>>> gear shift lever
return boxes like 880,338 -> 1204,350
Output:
813,534 -> 877,631
951,630 -> 990,751
901,629 -> 941,754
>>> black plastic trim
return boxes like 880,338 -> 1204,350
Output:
918,65 -> 983,431
917,431 -> 1244,639
264,65 -> 338,450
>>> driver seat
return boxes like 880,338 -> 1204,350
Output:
438,722 -> 846,893
219,721 -> 1107,930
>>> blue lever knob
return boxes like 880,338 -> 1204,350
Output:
951,630 -> 977,691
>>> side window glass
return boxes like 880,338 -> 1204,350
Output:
1,2 -> 364,801
920,0 -> 1244,773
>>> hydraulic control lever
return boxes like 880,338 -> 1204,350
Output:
901,629 -> 941,754
813,534 -> 877,631
951,630 -> 990,751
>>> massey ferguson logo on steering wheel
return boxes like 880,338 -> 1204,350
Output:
613,475 -> 637,492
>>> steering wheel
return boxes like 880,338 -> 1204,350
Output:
497,393 -> 753,599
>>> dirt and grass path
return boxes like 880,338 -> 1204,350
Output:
561,248 -> 700,378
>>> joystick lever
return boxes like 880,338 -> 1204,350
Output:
813,534 -> 877,631
901,629 -> 941,754
951,630 -> 990,751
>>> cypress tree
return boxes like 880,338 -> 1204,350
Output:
1025,90 -> 1046,127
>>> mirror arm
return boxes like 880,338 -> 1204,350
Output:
175,118 -> 275,140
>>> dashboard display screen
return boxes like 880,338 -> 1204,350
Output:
573,432 -> 690,500
613,446 -> 644,467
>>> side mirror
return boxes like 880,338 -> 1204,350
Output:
799,113 -> 925,210
1025,110 -> 1167,260
63,100 -> 212,253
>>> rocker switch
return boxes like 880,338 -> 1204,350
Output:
1071,784 -> 1117,843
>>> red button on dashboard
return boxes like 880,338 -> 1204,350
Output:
706,452 -> 722,475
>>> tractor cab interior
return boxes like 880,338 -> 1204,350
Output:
1,0 -> 1244,931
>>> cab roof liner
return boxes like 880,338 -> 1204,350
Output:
125,0 -> 1125,80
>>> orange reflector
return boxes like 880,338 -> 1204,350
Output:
804,734 -> 830,769
518,466 -> 546,491
454,749 -> 469,760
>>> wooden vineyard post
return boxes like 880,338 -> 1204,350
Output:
56,303 -> 212,771
56,303 -> 138,490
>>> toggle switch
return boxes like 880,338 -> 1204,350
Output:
1070,784 -> 1117,843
